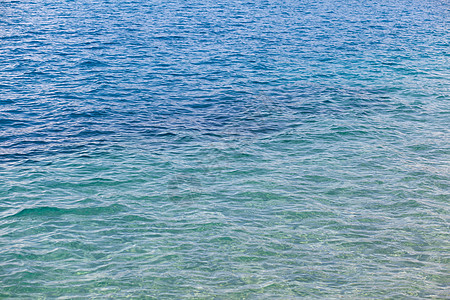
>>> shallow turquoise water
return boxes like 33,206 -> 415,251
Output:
0,0 -> 449,298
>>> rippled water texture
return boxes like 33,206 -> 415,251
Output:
1,0 -> 449,298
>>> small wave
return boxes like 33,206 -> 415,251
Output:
9,204 -> 127,219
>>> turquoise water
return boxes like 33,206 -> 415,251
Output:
1,0 -> 449,298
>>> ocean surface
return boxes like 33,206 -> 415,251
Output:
1,0 -> 449,298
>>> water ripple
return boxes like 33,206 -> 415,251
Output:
0,0 -> 449,298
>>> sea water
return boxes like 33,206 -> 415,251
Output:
0,0 -> 449,298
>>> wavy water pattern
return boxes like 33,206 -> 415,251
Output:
0,0 -> 449,298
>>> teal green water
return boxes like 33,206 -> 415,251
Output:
1,0 -> 449,298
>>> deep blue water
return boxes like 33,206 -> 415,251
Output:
1,0 -> 449,298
